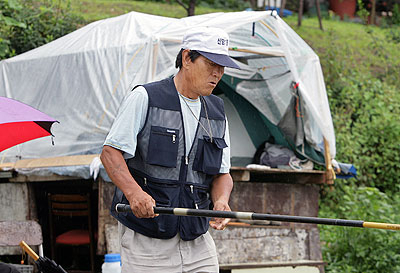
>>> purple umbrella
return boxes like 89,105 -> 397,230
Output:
0,97 -> 57,152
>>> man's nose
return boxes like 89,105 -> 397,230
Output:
213,65 -> 224,78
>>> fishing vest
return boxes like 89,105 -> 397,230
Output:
111,77 -> 227,241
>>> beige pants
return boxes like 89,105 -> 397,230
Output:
118,222 -> 219,273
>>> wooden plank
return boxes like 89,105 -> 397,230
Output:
230,169 -> 250,182
323,138 -> 335,185
231,166 -> 325,175
229,182 -> 320,229
230,167 -> 326,185
0,154 -> 99,170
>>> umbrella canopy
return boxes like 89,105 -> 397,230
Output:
0,97 -> 57,152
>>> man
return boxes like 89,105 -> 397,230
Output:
101,26 -> 240,273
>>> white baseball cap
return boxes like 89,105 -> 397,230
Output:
182,27 -> 240,69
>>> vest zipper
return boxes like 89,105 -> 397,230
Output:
189,185 -> 199,209
185,156 -> 189,165
143,177 -> 147,186
153,131 -> 176,143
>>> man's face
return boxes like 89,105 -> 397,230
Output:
186,55 -> 225,97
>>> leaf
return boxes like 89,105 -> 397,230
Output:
3,16 -> 26,28
7,0 -> 22,10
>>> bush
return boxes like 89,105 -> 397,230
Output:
290,18 -> 400,272
0,0 -> 84,59
0,0 -> 26,58
320,182 -> 400,272
313,25 -> 400,194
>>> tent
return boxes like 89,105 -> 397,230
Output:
0,11 -> 335,172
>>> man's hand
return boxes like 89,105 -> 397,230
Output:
100,146 -> 158,218
126,188 -> 158,218
210,173 -> 233,230
209,200 -> 231,230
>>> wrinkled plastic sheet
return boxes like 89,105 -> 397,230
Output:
15,165 -> 112,182
0,11 -> 335,164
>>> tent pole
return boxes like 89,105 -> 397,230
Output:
229,47 -> 283,57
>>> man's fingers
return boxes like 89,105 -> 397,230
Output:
131,199 -> 156,218
129,190 -> 157,218
210,217 -> 230,230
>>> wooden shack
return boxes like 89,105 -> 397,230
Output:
0,155 -> 330,272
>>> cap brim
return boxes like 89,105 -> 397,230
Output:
197,51 -> 240,69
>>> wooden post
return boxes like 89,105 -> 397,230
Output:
323,137 -> 335,184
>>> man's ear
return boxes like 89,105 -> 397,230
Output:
182,49 -> 191,69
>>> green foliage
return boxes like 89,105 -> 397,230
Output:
356,0 -> 369,24
284,17 -> 400,272
320,182 -> 400,272
0,0 -> 84,59
323,30 -> 400,193
0,0 -> 26,58
390,3 -> 400,25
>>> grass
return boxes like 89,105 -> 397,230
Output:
283,16 -> 400,84
69,0 -> 240,22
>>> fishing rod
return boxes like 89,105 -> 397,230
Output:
115,203 -> 400,231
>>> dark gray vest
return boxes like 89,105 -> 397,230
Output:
111,77 -> 227,240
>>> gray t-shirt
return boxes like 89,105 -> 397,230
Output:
104,86 -> 231,173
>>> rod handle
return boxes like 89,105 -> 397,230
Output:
115,203 -> 131,213
363,222 -> 400,231
115,204 -> 174,215
19,241 -> 39,261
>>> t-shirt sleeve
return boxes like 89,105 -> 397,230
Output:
103,86 -> 148,159
219,118 -> 231,174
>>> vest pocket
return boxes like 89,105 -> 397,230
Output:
193,136 -> 228,175
136,176 -> 180,237
147,126 -> 179,168
180,184 -> 211,240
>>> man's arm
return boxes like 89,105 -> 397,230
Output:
100,145 -> 156,218
209,173 -> 233,230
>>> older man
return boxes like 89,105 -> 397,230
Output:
101,27 -> 240,273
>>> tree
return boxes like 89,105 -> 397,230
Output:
176,0 -> 196,16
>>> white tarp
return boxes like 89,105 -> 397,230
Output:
0,11 -> 335,164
